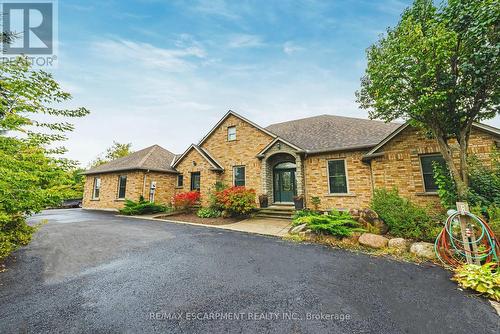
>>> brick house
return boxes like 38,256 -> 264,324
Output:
82,110 -> 500,211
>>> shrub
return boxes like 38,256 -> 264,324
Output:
453,263 -> 500,301
434,151 -> 500,209
214,186 -> 256,216
371,188 -> 442,241
311,196 -> 321,211
119,197 -> 171,215
196,207 -> 222,218
293,209 -> 364,238
172,191 -> 200,211
0,217 -> 36,260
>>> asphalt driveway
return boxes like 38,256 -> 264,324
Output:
0,209 -> 498,333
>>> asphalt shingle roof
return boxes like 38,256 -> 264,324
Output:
265,114 -> 401,152
82,145 -> 177,175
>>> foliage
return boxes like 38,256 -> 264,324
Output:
172,191 -> 201,211
0,57 -> 89,259
434,152 -> 500,209
214,186 -> 256,216
371,188 -> 443,241
357,0 -> 500,199
91,141 -> 133,167
293,210 -> 364,238
453,263 -> 500,301
292,209 -> 321,223
208,182 -> 228,211
311,196 -> 321,211
196,207 -> 222,218
0,217 -> 36,259
119,196 -> 171,215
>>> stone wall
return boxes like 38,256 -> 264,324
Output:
304,150 -> 372,210
200,114 -> 274,198
370,126 -> 498,207
174,148 -> 221,206
82,170 -> 177,210
83,171 -> 145,210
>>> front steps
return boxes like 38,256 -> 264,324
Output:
255,205 -> 295,220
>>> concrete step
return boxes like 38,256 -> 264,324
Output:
254,213 -> 293,220
266,205 -> 295,211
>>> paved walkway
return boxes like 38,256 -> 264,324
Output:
125,214 -> 292,237
221,217 -> 291,236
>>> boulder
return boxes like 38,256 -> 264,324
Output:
349,208 -> 360,219
410,242 -> 436,259
388,238 -> 408,251
358,233 -> 389,249
360,208 -> 379,222
290,224 -> 307,234
372,218 -> 389,235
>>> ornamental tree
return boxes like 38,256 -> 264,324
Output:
356,0 -> 499,200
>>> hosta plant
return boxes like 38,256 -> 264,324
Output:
453,263 -> 500,301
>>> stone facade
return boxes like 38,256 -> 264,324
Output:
304,150 -> 373,210
82,171 -> 176,210
370,126 -> 498,207
174,148 -> 221,206
83,111 -> 499,212
199,114 -> 274,195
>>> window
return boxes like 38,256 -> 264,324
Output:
117,175 -> 127,199
92,177 -> 101,199
327,160 -> 348,194
227,126 -> 236,141
233,166 -> 245,186
177,174 -> 184,187
420,155 -> 446,192
190,172 -> 200,191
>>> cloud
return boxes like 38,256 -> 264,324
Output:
91,39 -> 206,72
193,0 -> 240,20
283,41 -> 304,55
227,34 -> 263,48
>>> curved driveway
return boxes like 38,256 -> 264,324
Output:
0,209 -> 498,333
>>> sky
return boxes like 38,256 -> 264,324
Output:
44,0 -> 499,166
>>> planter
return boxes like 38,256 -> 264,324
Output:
259,195 -> 268,208
293,197 -> 304,210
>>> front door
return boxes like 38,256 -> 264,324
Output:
273,168 -> 296,203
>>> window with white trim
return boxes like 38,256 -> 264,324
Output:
327,160 -> 348,194
233,166 -> 245,186
420,155 -> 446,192
93,177 -> 101,199
227,126 -> 236,141
117,175 -> 127,199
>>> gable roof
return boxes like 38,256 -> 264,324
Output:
82,145 -> 177,175
362,122 -> 500,160
265,114 -> 401,153
198,110 -> 277,146
172,144 -> 224,171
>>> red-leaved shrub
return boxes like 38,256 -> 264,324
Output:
214,186 -> 256,216
173,191 -> 200,210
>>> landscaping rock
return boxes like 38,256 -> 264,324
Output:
290,224 -> 307,234
360,208 -> 379,222
388,238 -> 408,251
358,233 -> 389,249
410,242 -> 436,259
372,218 -> 389,235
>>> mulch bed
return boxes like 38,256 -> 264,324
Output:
154,212 -> 245,226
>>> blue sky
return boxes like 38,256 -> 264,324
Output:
50,0 -> 498,165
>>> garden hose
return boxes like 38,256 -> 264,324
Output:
434,210 -> 499,268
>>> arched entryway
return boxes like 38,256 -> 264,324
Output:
273,161 -> 297,203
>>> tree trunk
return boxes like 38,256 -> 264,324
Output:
433,131 -> 469,200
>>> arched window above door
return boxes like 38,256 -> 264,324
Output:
274,162 -> 297,170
